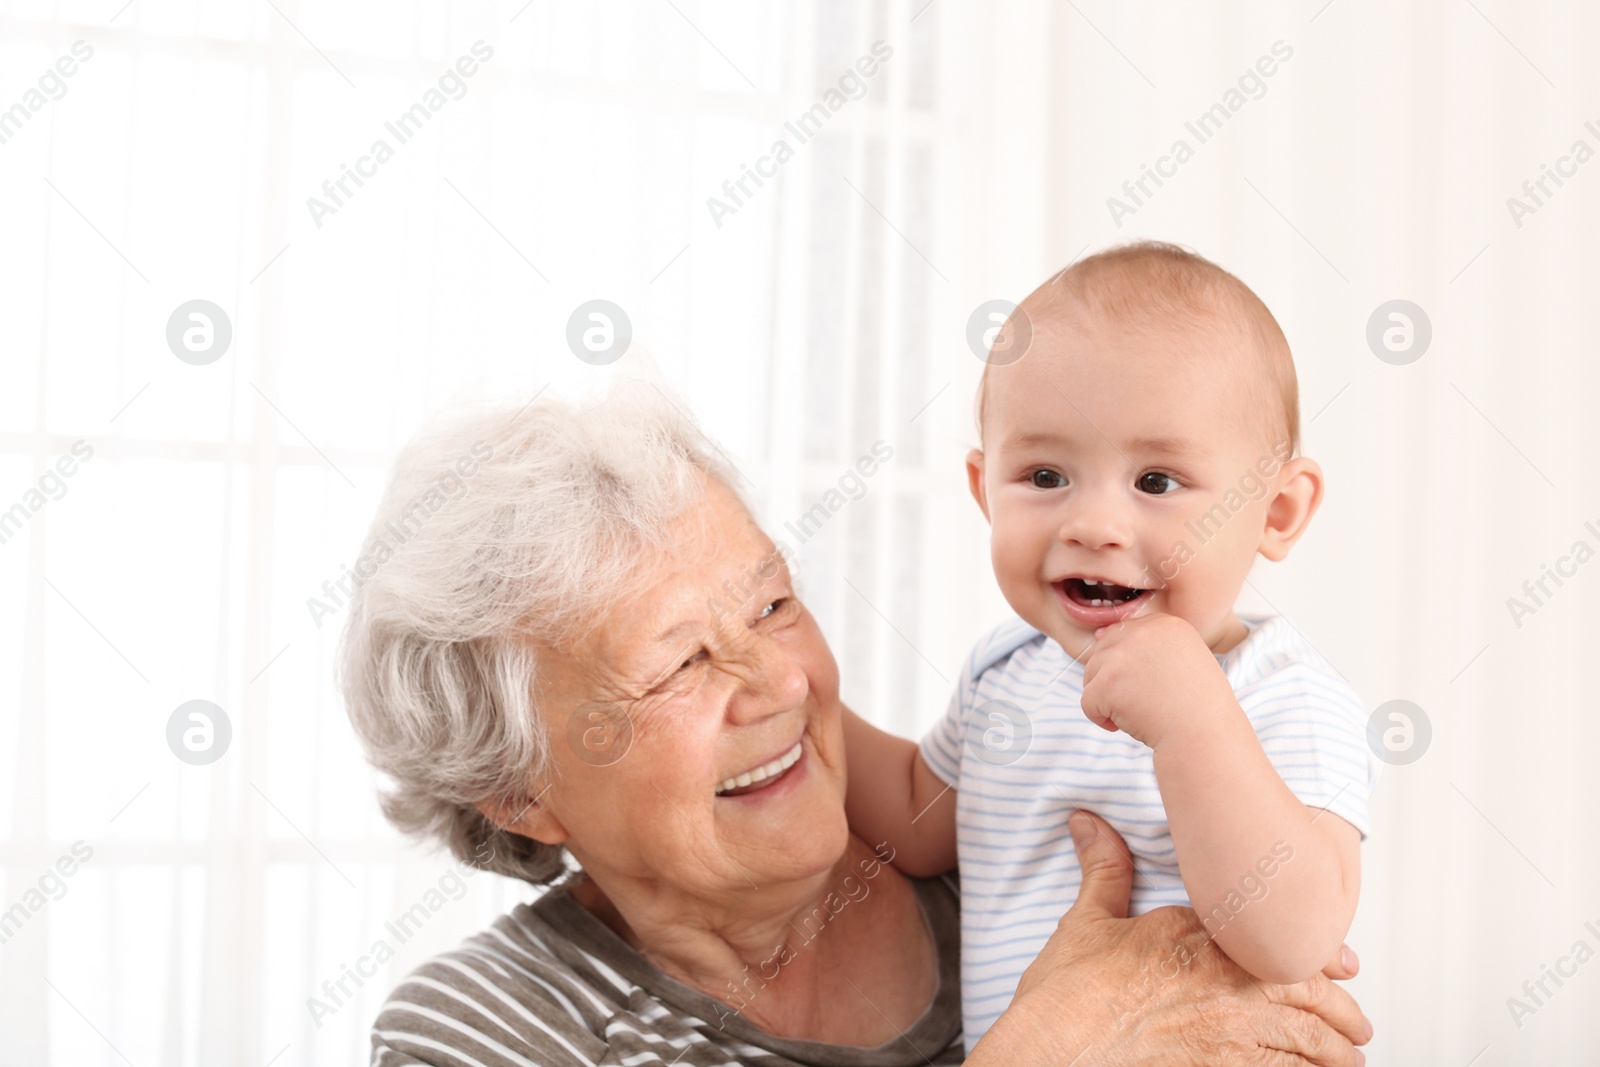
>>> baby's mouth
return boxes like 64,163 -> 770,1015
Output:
1060,577 -> 1150,608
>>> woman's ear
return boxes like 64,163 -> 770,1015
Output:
476,787 -> 569,847
966,448 -> 991,522
1258,457 -> 1324,562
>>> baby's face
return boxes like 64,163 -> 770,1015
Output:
974,309 -> 1292,661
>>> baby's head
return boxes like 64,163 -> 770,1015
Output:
968,241 -> 1324,659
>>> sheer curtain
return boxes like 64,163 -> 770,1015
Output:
1,1 -> 978,1063
1,0 -> 1596,1064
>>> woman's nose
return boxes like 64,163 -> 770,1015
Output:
722,631 -> 808,724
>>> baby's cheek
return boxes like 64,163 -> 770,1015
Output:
993,542 -> 1035,593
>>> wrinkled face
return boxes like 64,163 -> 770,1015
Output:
531,476 -> 850,901
978,309 -> 1291,660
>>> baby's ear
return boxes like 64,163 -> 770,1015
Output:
1258,457 -> 1324,561
965,449 -> 991,522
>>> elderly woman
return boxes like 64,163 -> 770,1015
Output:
340,384 -> 1371,1066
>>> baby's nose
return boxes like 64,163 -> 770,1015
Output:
1057,496 -> 1135,550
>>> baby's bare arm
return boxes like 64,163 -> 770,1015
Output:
840,706 -> 958,876
1154,700 -> 1362,985
1081,614 -> 1361,984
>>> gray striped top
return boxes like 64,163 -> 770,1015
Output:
370,874 -> 965,1066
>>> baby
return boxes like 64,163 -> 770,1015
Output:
845,241 -> 1377,1048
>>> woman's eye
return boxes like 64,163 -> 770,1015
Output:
1137,471 -> 1180,495
757,598 -> 787,620
1029,469 -> 1066,489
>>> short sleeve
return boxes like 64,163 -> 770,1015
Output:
919,618 -> 1044,788
1239,657 -> 1378,839
918,682 -> 965,788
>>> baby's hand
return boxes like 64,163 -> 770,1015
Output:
1079,613 -> 1232,749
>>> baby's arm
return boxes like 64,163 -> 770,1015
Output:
841,707 -> 958,877
1153,710 -> 1361,984
1081,614 -> 1360,984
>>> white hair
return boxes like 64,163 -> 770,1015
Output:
338,380 -> 741,884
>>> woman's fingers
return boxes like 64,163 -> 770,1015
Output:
1263,972 -> 1373,1047
1064,810 -> 1134,921
1319,943 -> 1359,980
1256,1003 -> 1363,1067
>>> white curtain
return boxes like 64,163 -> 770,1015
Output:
1,1 -> 1595,1064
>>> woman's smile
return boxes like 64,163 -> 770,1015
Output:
715,739 -> 808,800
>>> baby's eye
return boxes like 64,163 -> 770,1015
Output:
1029,469 -> 1066,489
1136,471 -> 1181,495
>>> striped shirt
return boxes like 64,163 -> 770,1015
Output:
370,873 -> 964,1066
920,613 -> 1377,1050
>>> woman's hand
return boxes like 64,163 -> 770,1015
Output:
967,811 -> 1372,1066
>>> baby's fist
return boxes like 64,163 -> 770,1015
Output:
1079,614 -> 1231,748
